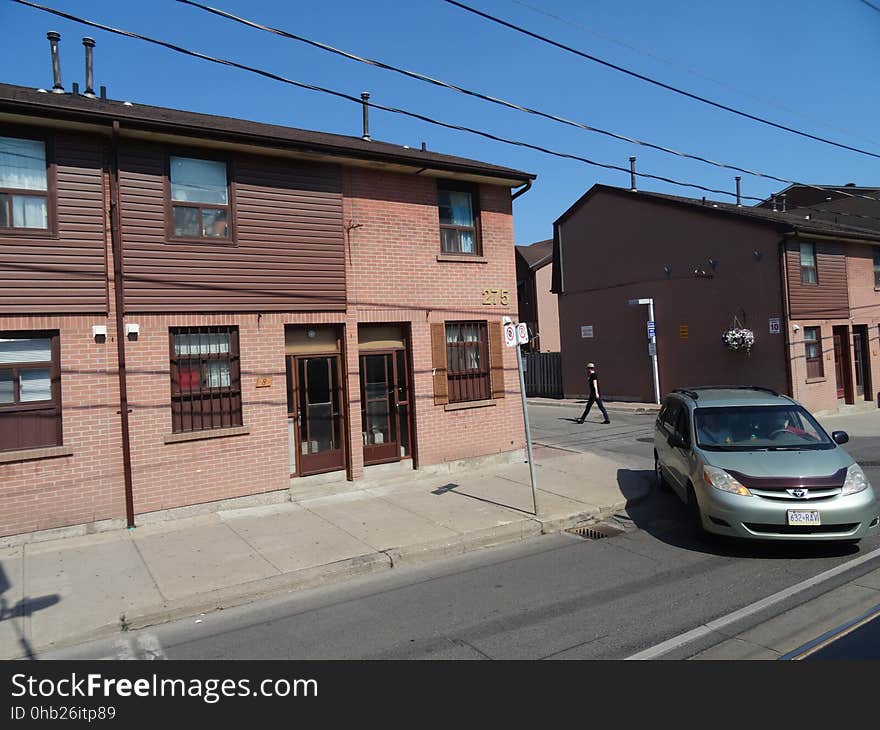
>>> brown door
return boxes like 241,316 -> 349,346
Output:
288,354 -> 346,476
853,325 -> 871,401
361,349 -> 413,466
832,327 -> 853,403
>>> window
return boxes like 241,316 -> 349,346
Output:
800,242 -> 817,284
169,326 -> 242,433
445,322 -> 490,403
804,326 -> 824,379
168,156 -> 230,240
0,332 -> 61,451
438,182 -> 480,254
873,247 -> 880,288
0,135 -> 48,230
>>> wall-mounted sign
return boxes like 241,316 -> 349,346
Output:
769,317 -> 781,334
482,288 -> 510,305
256,376 -> 273,388
581,325 -> 594,338
679,325 -> 689,339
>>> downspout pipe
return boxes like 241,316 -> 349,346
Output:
778,238 -> 794,398
109,120 -> 136,528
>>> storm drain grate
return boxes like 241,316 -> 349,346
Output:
566,523 -> 624,540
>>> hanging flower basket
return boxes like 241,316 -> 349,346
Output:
722,326 -> 755,352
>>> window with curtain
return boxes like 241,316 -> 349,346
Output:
0,332 -> 61,451
800,242 -> 817,285
438,182 -> 479,255
169,156 -> 230,239
0,136 -> 48,230
445,321 -> 489,403
804,326 -> 824,379
169,326 -> 242,433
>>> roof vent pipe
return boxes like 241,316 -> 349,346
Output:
629,156 -> 637,192
47,31 -> 64,93
735,176 -> 742,207
100,85 -> 107,100
780,194 -> 786,212
82,37 -> 96,98
361,92 -> 371,141
771,193 -> 777,212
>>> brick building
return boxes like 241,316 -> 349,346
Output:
552,184 -> 880,414
0,81 -> 534,539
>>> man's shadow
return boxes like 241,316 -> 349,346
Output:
0,562 -> 60,660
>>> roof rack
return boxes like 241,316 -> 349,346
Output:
672,388 -> 700,400
689,385 -> 780,396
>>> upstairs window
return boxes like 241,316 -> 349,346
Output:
0,136 -> 48,231
800,242 -> 817,285
169,156 -> 230,240
873,247 -> 880,288
438,182 -> 480,255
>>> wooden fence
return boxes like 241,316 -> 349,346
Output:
522,351 -> 562,397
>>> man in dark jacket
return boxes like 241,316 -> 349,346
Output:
576,362 -> 610,424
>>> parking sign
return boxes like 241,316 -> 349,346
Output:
503,322 -> 517,348
516,322 -> 529,345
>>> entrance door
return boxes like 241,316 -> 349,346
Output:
853,325 -> 871,401
832,326 -> 853,403
288,355 -> 345,476
360,349 -> 412,466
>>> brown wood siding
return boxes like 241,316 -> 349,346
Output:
118,142 -> 345,312
0,131 -> 107,313
786,239 -> 849,319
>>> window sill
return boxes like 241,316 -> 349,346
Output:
436,253 -> 488,264
163,425 -> 250,444
0,445 -> 73,464
444,399 -> 496,411
165,237 -> 238,247
805,377 -> 827,384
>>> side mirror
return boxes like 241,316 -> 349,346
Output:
668,433 -> 687,449
832,431 -> 849,445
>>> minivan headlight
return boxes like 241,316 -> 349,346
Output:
842,464 -> 871,496
703,466 -> 751,496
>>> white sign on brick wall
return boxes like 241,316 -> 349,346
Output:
581,325 -> 594,338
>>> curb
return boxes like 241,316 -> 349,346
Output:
12,479 -> 657,659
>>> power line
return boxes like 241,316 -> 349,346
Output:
9,0 -> 758,202
443,0 -> 880,161
861,0 -> 880,13
508,0 -> 880,149
176,0 -> 880,211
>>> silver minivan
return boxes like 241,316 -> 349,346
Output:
654,386 -> 880,542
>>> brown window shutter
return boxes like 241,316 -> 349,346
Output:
488,320 -> 505,399
431,322 -> 448,405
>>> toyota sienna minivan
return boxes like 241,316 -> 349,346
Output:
654,386 -> 880,542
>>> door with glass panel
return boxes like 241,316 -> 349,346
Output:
360,350 -> 412,466
287,355 -> 345,476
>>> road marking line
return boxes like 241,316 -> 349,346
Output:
626,545 -> 880,660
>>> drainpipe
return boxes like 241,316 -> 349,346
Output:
109,120 -> 136,528
778,239 -> 794,398
511,179 -> 532,201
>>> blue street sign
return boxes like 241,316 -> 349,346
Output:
647,321 -> 656,338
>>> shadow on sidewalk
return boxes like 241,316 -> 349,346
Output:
430,482 -> 536,516
615,470 -> 861,560
0,562 -> 60,660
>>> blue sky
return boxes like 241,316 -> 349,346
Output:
2,0 -> 879,245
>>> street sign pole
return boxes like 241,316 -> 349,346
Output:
647,300 -> 660,405
514,339 -> 539,516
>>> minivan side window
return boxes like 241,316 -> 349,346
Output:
662,400 -> 681,431
675,408 -> 692,445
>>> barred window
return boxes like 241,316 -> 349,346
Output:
445,321 -> 490,403
0,331 -> 61,451
804,326 -> 824,379
169,326 -> 242,433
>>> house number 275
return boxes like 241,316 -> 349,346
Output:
482,288 -> 509,305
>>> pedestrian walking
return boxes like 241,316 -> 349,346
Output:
576,363 -> 610,424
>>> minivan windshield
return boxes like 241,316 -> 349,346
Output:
694,405 -> 834,451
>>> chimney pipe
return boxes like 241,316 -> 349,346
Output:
780,194 -> 786,212
71,82 -> 79,95
47,31 -> 64,93
629,156 -> 637,192
82,37 -> 96,98
361,92 -> 371,141
771,193 -> 777,212
735,176 -> 742,207
100,85 -> 107,100
421,141 -> 427,151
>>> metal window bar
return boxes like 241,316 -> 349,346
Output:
446,322 -> 489,403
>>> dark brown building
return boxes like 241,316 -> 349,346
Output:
552,184 -> 880,414
515,239 -> 559,352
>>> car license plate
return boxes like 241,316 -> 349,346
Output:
788,510 -> 821,526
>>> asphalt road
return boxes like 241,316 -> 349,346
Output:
47,404 -> 880,660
